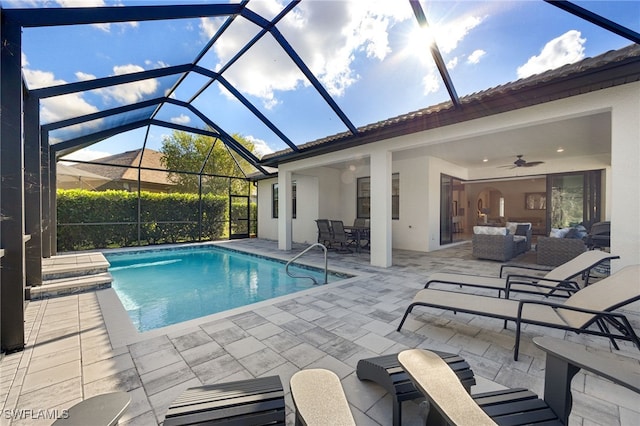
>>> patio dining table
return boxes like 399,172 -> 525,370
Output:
344,225 -> 370,253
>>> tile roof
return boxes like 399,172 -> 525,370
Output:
74,148 -> 174,186
261,43 -> 640,167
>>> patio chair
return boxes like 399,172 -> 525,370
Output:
330,220 -> 354,253
398,349 -> 499,425
424,250 -> 620,298
586,221 -> 611,250
398,338 -> 640,426
352,218 -> 370,249
52,392 -> 131,426
398,349 -> 556,426
290,369 -> 356,426
164,376 -> 285,425
397,265 -> 640,360
315,219 -> 333,247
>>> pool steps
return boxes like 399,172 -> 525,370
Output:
31,252 -> 112,300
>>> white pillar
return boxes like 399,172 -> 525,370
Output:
278,170 -> 293,250
610,89 -> 640,271
370,150 -> 392,267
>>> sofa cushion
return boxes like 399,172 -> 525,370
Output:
473,226 -> 507,236
549,227 -> 570,238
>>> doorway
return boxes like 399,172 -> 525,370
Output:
440,174 -> 466,245
547,170 -> 602,229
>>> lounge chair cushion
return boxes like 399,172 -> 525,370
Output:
557,265 -> 638,328
410,289 -> 568,327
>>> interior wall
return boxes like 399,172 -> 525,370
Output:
466,177 -> 547,225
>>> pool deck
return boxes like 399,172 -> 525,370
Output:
1,239 -> 639,425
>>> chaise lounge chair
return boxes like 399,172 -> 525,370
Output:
398,340 -> 640,426
424,250 -> 619,298
397,265 -> 640,360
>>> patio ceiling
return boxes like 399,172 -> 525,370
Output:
4,0 -> 639,178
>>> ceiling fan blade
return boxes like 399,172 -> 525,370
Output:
522,161 -> 544,167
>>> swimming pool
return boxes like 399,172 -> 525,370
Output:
105,245 -> 343,331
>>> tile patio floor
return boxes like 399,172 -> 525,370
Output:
1,239 -> 639,425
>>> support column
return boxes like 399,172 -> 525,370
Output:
277,170 -> 292,251
610,89 -> 640,272
41,132 -> 52,258
24,91 -> 43,288
1,14 -> 26,352
370,150 -> 392,267
49,150 -> 58,256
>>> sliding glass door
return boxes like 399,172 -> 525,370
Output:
440,174 -> 453,245
547,170 -> 602,230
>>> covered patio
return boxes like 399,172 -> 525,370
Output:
2,240 -> 639,425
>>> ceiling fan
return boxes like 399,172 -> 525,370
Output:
501,155 -> 545,169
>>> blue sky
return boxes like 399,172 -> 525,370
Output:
4,0 -> 639,162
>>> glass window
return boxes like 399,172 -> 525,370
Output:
392,173 -> 399,220
272,182 -> 297,219
292,181 -> 297,219
357,174 -> 399,220
357,177 -> 371,218
272,183 -> 278,218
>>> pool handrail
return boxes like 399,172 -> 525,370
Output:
285,243 -> 328,285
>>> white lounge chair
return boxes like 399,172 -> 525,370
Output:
398,265 -> 640,360
425,250 -> 619,298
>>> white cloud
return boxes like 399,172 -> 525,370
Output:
200,0 -> 414,106
467,49 -> 486,64
245,135 -> 273,158
432,15 -> 484,55
447,57 -> 459,70
170,114 -> 191,125
22,67 -> 100,124
517,30 -> 586,79
95,64 -> 159,104
421,73 -> 440,95
75,71 -> 96,82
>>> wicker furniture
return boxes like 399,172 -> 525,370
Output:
536,237 -> 587,266
472,233 -> 516,261
472,224 -> 531,262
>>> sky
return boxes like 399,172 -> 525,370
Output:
3,0 -> 639,164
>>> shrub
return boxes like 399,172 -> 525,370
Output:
56,189 -> 251,251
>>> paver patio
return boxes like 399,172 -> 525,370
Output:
1,239 -> 639,425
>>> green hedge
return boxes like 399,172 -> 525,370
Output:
57,189 -> 255,251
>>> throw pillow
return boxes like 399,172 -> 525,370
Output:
515,224 -> 529,236
549,227 -> 570,238
565,228 -> 579,239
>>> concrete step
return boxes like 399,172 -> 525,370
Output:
31,272 -> 113,300
42,252 -> 110,281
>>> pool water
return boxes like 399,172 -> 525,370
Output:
105,246 -> 341,331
